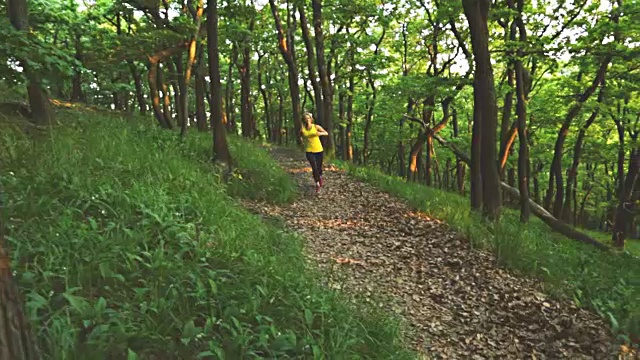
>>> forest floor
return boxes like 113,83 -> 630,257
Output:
241,147 -> 622,359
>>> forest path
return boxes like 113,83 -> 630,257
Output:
241,147 -> 616,359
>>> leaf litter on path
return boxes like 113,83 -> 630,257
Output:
241,148 -> 625,359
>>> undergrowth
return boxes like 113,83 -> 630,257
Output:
337,161 -> 640,346
0,109 -> 413,359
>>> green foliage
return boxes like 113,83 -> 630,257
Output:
338,161 -> 640,344
173,130 -> 297,204
0,109 -> 414,359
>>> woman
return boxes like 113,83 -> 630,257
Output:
300,112 -> 328,193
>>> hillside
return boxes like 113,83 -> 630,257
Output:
0,107 -> 412,359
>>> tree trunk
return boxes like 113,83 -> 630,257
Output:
173,56 -> 187,133
180,0 -> 204,136
544,57 -> 611,216
257,55 -> 272,141
511,0 -> 531,222
338,88 -> 345,158
363,81 -> 375,164
9,0 -> 54,125
158,65 -> 174,128
453,108 -> 465,194
0,130 -> 40,358
226,45 -> 237,133
148,44 -> 190,129
195,46 -> 208,132
207,0 -> 232,164
362,29 -> 385,164
71,30 -> 85,102
562,87 -> 604,221
346,71 -> 354,161
129,61 -> 147,114
277,88 -> 284,144
311,0 -> 334,155
515,47 -> 530,222
237,15 -> 254,138
463,0 -> 502,219
269,0 -> 302,143
611,149 -> 639,248
298,5 -> 324,125
419,120 -> 609,251
426,134 -> 433,186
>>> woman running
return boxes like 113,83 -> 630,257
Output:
300,112 -> 328,193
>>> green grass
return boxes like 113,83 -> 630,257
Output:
175,127 -> 297,204
337,161 -> 640,346
0,108 -> 414,359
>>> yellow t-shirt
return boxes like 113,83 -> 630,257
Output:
301,125 -> 323,153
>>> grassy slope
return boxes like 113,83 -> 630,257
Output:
0,108 -> 413,359
337,162 -> 640,344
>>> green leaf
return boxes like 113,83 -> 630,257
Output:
304,308 -> 313,327
127,348 -> 138,360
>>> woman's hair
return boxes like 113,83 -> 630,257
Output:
303,112 -> 313,121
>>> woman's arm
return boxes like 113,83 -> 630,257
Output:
315,125 -> 329,136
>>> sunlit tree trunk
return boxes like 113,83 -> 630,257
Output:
181,0 -> 204,136
207,0 -> 232,164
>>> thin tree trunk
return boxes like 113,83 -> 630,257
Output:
147,44 -> 190,129
612,149 -> 640,248
453,108 -> 465,194
195,46 -> 208,131
226,45 -> 237,133
562,87 -> 604,221
181,0 -> 204,136
158,64 -> 174,128
269,0 -> 302,143
311,0 -> 334,155
129,61 -> 147,114
71,31 -> 85,102
173,56 -> 187,132
544,57 -> 612,216
298,5 -> 323,125
238,17 -> 255,138
514,44 -> 530,222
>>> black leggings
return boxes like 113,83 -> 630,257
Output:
306,151 -> 324,183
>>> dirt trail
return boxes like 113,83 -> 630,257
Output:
242,147 -> 618,359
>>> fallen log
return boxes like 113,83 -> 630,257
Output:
402,114 -> 610,252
